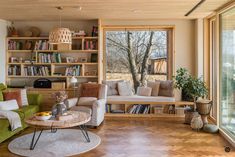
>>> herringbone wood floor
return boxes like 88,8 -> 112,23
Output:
0,118 -> 234,157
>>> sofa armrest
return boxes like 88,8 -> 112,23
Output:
65,98 -> 78,109
27,94 -> 42,106
94,99 -> 107,107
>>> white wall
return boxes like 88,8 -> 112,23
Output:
101,19 -> 196,75
0,19 -> 9,84
14,20 -> 98,36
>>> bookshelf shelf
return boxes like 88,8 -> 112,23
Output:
6,33 -> 100,88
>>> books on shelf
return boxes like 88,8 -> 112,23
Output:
23,66 -> 50,76
65,65 -> 81,76
8,65 -> 21,75
84,40 -> 97,50
34,40 -> 50,50
128,105 -> 150,114
38,53 -> 61,63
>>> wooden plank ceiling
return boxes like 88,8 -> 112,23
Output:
0,0 -> 231,21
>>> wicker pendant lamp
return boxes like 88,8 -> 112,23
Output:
49,7 -> 72,44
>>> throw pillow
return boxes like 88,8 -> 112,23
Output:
0,100 -> 19,110
137,87 -> 152,96
155,80 -> 174,97
80,83 -> 101,98
117,81 -> 133,96
20,89 -> 29,106
3,90 -> 22,108
147,81 -> 160,96
77,97 -> 98,106
102,80 -> 124,96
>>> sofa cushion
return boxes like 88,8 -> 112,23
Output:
0,92 -> 3,101
156,80 -> 174,97
102,80 -> 124,96
0,100 -> 19,110
117,81 -> 133,96
137,87 -> 152,96
77,97 -> 98,106
147,81 -> 160,96
80,83 -> 101,98
108,95 -> 175,103
3,91 -> 22,108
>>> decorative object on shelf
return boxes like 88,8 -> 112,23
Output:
196,99 -> 212,125
73,30 -> 86,37
92,26 -> 98,37
49,7 -> 72,44
91,53 -> 98,62
29,26 -> 41,37
52,91 -> 68,118
70,76 -> 78,97
23,27 -> 41,37
174,68 -> 208,124
190,114 -> 203,131
79,57 -> 88,63
7,26 -> 18,37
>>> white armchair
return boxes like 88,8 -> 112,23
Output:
65,84 -> 107,127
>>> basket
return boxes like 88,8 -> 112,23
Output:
185,111 -> 199,124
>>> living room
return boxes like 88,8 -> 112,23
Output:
0,0 -> 235,157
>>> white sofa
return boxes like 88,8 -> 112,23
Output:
103,80 -> 176,108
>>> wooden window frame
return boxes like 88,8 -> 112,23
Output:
102,25 -> 175,81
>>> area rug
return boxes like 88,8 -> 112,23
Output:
8,129 -> 101,157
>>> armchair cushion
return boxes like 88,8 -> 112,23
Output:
80,83 -> 101,98
77,97 -> 98,106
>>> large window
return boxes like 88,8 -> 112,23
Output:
220,7 -> 235,138
104,28 -> 173,90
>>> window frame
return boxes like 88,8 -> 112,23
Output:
102,26 -> 175,81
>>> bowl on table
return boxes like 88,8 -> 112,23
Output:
35,111 -> 52,121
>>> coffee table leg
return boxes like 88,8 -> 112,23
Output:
30,128 -> 43,150
79,124 -> 90,142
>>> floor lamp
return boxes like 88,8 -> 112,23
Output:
70,76 -> 78,97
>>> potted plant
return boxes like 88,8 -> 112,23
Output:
174,68 -> 208,124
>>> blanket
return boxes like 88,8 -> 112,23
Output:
0,110 -> 22,131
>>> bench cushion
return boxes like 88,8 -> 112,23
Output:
108,95 -> 175,103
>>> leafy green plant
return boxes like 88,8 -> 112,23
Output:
174,68 -> 208,102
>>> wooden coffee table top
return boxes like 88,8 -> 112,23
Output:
25,111 -> 91,129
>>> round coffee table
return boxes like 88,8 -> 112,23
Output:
25,111 -> 91,150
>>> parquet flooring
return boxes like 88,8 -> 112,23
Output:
0,118 -> 234,157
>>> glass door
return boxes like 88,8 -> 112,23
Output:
210,18 -> 217,121
220,6 -> 235,138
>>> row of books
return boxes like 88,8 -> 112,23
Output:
8,40 -> 52,50
65,65 -> 81,76
34,40 -> 51,50
23,66 -> 50,76
84,41 -> 97,50
38,53 -> 62,63
8,66 -> 21,75
128,105 -> 150,114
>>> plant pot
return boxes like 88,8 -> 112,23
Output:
182,89 -> 194,102
196,100 -> 212,125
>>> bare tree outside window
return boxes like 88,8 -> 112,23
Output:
106,30 -> 168,91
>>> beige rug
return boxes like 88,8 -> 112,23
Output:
8,129 -> 101,157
